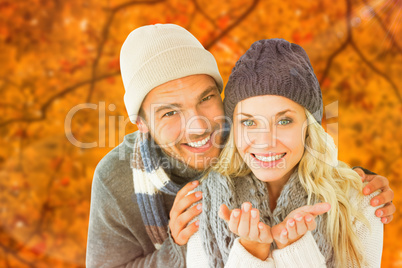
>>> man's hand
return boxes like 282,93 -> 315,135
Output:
168,180 -> 202,245
271,203 -> 331,249
354,168 -> 396,224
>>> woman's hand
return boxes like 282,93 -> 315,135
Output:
219,202 -> 273,260
271,202 -> 331,249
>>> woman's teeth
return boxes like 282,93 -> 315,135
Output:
254,153 -> 286,162
187,135 -> 210,148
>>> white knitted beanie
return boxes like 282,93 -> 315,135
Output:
120,24 -> 224,123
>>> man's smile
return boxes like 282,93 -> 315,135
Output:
181,131 -> 215,153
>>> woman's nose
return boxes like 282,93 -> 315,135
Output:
249,125 -> 277,149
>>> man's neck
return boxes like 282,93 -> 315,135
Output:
159,149 -> 205,185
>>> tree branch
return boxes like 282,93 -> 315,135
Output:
87,0 -> 167,102
350,40 -> 402,103
205,0 -> 260,50
318,39 -> 350,86
191,0 -> 217,27
362,0 -> 402,54
0,72 -> 120,128
319,0 -> 353,85
319,0 -> 401,105
109,0 -> 165,12
0,240 -> 34,268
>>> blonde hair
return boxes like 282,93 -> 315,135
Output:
208,109 -> 370,267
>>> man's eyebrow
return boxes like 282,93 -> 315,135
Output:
237,109 -> 296,117
154,103 -> 183,114
198,85 -> 219,100
154,86 -> 218,114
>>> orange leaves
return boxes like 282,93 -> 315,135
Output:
59,58 -> 88,74
0,24 -> 10,41
13,128 -> 27,139
60,177 -> 70,187
148,19 -> 161,25
50,157 -> 63,171
0,0 -> 401,267
322,78 -> 331,88
106,77 -> 115,85
30,236 -> 48,257
107,58 -> 119,70
12,214 -> 28,230
148,14 -> 188,27
218,15 -> 230,29
292,31 -> 314,45
0,1 -> 15,18
31,241 -> 47,256
60,59 -> 73,74
176,15 -> 189,26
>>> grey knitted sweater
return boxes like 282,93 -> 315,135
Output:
86,131 -> 200,267
188,169 -> 383,268
195,169 -> 334,267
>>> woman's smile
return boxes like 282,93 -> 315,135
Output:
250,152 -> 287,168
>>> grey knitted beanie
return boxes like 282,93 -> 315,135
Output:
223,38 -> 323,124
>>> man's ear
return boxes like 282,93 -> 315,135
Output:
136,116 -> 149,133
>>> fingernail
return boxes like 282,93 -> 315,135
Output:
306,216 -> 312,222
195,192 -> 202,198
377,210 -> 383,217
364,188 -> 370,195
288,220 -> 295,227
195,220 -> 199,226
243,203 -> 251,212
382,218 -> 387,223
196,203 -> 202,210
258,223 -> 264,229
251,210 -> 257,218
233,210 -> 240,218
282,230 -> 287,235
372,199 -> 379,206
295,215 -> 303,221
192,181 -> 198,186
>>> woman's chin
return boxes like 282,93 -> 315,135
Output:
250,166 -> 295,183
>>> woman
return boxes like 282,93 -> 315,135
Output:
186,39 -> 383,267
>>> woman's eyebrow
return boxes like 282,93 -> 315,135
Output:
276,109 -> 295,116
237,109 -> 295,118
237,112 -> 254,117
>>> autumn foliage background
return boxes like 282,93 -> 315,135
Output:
0,0 -> 401,267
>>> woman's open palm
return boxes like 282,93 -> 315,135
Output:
271,202 -> 331,249
219,202 -> 331,249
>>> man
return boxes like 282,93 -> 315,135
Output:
86,24 -> 395,267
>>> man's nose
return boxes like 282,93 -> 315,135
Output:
185,112 -> 210,135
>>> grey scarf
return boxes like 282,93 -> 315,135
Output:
198,169 -> 335,267
130,132 -> 202,248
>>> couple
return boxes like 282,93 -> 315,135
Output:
86,24 -> 395,267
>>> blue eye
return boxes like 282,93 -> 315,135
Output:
241,119 -> 255,127
163,111 -> 177,118
278,118 -> 292,125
